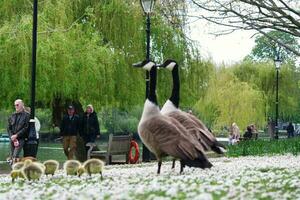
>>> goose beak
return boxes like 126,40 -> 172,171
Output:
132,60 -> 156,70
158,59 -> 177,70
132,61 -> 145,68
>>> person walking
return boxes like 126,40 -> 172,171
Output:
286,122 -> 294,138
60,105 -> 80,160
80,104 -> 101,155
7,99 -> 30,164
229,122 -> 240,145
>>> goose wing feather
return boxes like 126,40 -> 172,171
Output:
139,115 -> 206,160
168,111 -> 216,142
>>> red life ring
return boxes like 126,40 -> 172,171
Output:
128,140 -> 139,164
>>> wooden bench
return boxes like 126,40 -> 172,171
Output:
86,134 -> 132,165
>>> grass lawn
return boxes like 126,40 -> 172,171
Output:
0,154 -> 300,200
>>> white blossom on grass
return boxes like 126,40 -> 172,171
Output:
0,154 -> 300,199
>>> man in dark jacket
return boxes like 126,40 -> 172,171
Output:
7,99 -> 30,163
81,104 -> 100,149
243,126 -> 253,140
60,105 -> 80,160
286,122 -> 294,138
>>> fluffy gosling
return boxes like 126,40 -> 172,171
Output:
12,161 -> 25,170
22,162 -> 44,181
20,156 -> 37,162
63,160 -> 82,176
82,158 -> 104,179
43,160 -> 59,176
10,170 -> 25,182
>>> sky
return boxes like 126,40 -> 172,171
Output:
188,20 -> 256,66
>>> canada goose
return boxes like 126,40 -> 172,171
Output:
63,160 -> 82,176
81,158 -> 104,179
159,60 -> 226,160
133,60 -> 212,174
22,162 -> 44,181
43,160 -> 59,176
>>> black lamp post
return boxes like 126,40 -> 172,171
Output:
140,0 -> 155,162
24,0 -> 38,157
274,52 -> 282,140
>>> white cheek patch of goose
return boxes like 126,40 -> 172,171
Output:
1,154 -> 300,200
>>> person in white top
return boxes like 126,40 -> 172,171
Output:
229,122 -> 240,145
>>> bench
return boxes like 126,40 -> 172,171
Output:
86,134 -> 132,165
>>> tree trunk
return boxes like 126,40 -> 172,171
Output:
52,95 -> 64,127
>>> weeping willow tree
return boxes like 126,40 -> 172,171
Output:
0,0 -> 212,126
194,68 -> 266,133
232,61 -> 300,122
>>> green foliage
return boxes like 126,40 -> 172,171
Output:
248,30 -> 300,64
101,106 -> 142,134
227,137 -> 300,157
35,109 -> 52,131
194,68 -> 265,131
232,61 -> 300,122
0,0 -> 204,114
0,110 -> 10,132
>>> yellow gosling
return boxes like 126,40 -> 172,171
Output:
12,162 -> 25,170
20,156 -> 37,162
63,160 -> 81,176
82,158 -> 104,179
43,160 -> 59,176
22,162 -> 44,181
23,159 -> 33,167
10,170 -> 25,182
77,166 -> 85,177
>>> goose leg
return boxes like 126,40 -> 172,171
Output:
171,159 -> 176,169
180,160 -> 185,174
157,160 -> 162,174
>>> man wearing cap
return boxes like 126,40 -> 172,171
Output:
60,105 -> 80,160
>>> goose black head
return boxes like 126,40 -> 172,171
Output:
132,60 -> 156,71
157,59 -> 177,71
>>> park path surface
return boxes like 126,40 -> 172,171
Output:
0,154 -> 300,199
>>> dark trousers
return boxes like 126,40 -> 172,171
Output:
23,139 -> 38,157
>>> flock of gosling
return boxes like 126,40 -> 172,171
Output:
10,158 -> 104,182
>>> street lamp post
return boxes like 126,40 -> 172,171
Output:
274,53 -> 282,139
140,0 -> 155,162
24,0 -> 39,157
31,0 -> 38,120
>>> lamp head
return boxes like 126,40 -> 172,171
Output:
274,55 -> 282,69
140,0 -> 155,14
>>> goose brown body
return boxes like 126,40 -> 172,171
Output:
139,100 -> 212,172
165,107 -> 223,152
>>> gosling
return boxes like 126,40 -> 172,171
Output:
63,160 -> 82,176
12,161 -> 25,170
10,170 -> 25,182
82,158 -> 104,179
22,162 -> 44,181
43,160 -> 59,176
